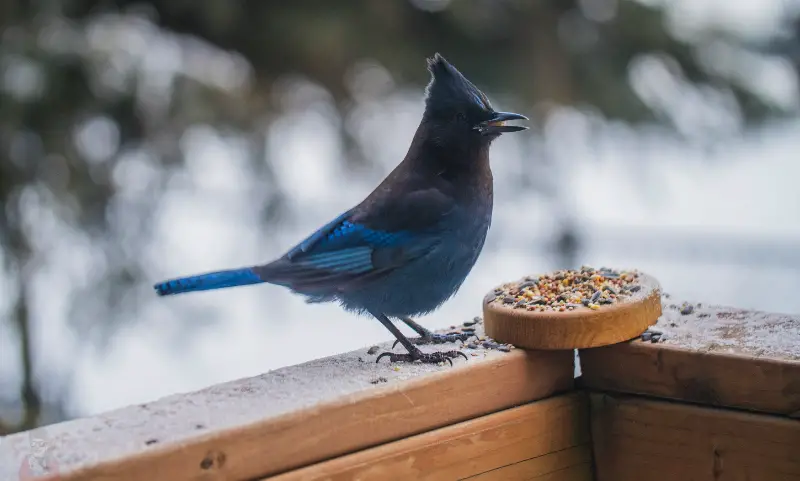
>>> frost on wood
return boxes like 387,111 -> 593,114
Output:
649,299 -> 800,360
0,318 -> 519,476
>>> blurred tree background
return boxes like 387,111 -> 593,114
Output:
1,0 -> 798,434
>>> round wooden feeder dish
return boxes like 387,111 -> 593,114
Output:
482,271 -> 662,350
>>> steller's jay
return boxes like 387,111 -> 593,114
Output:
154,53 -> 528,365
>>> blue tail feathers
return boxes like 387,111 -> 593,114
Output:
154,268 -> 264,296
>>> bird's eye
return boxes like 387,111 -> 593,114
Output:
456,112 -> 466,122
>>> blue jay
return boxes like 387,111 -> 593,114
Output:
154,53 -> 528,365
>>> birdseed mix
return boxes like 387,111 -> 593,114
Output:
490,266 -> 642,312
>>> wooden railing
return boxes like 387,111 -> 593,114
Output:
1,300 -> 798,481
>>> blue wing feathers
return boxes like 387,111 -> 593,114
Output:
317,221 -> 408,250
291,212 -> 350,259
255,217 -> 435,291
297,247 -> 374,273
287,218 -> 410,273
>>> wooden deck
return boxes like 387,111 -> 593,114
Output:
1,300 -> 798,480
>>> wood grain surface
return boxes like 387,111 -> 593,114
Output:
590,392 -> 800,481
580,303 -> 800,416
0,345 -> 574,481
265,392 -> 592,481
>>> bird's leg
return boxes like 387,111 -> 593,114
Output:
395,317 -> 477,348
370,312 -> 467,366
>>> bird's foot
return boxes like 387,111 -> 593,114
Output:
376,348 -> 468,366
396,317 -> 477,347
392,330 -> 475,348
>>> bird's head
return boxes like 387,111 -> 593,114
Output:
422,53 -> 527,145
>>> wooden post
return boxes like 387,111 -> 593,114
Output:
580,302 -> 800,416
581,301 -> 800,481
590,393 -> 800,481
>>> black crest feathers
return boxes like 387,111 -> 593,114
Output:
426,53 -> 451,77
424,53 -> 492,113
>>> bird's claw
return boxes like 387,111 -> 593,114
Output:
391,331 -> 476,349
376,349 -> 468,366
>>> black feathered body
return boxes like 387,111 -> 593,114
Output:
255,124 -> 494,317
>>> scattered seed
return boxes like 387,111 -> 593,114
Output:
498,345 -> 511,352
680,304 -> 694,315
629,285 -> 641,292
503,296 -> 515,304
370,377 -> 388,384
367,346 -> 380,355
641,332 -> 653,342
467,342 -> 479,349
145,439 -> 158,446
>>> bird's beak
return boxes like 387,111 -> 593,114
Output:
478,111 -> 529,135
